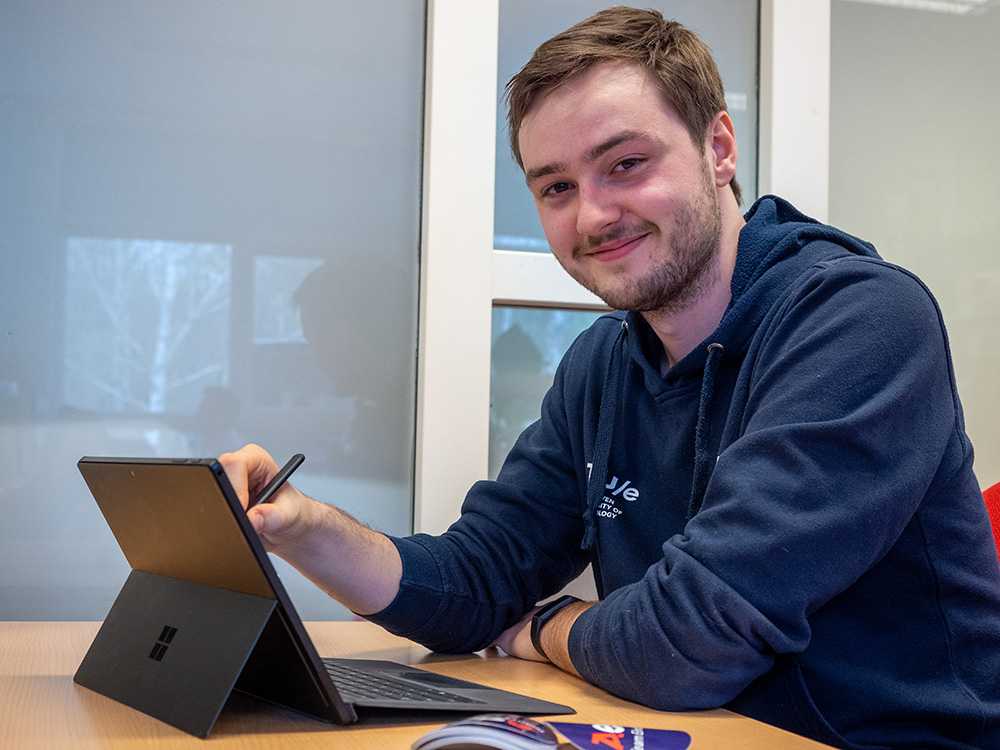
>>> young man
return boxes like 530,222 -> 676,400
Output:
220,8 -> 1000,748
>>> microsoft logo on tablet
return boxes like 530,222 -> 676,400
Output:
148,625 -> 178,662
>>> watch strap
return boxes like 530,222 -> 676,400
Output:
530,595 -> 581,661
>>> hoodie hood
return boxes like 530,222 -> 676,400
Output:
581,195 -> 881,552
627,194 -> 881,386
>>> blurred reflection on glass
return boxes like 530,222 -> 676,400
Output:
254,256 -> 324,345
291,260 -> 414,483
0,0 -> 424,620
495,0 -> 759,252
490,307 -> 603,478
65,238 -> 232,418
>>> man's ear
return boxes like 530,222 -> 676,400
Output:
707,110 -> 738,187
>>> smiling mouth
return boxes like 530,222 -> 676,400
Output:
589,233 -> 649,262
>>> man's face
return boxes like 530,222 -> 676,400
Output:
518,63 -> 722,313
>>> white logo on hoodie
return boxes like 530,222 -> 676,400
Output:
586,462 -> 640,520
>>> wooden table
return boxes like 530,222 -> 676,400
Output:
0,621 -> 832,748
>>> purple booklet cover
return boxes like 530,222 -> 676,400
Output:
551,721 -> 691,750
411,714 -> 691,750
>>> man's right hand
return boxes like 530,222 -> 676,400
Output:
216,443 -> 403,615
218,443 -> 316,553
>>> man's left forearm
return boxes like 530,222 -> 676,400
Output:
539,600 -> 592,677
494,600 -> 593,676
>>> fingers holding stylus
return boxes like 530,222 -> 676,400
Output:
218,443 -> 280,511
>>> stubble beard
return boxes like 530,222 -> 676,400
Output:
572,167 -> 723,315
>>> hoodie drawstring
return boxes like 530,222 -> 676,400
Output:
581,320 -> 628,552
584,332 -> 724,548
687,342 -> 725,520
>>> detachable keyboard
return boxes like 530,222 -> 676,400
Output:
323,660 -> 486,705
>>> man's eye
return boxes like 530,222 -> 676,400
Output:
542,181 -> 573,197
614,157 -> 644,172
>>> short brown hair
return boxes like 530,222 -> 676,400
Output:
505,5 -> 741,206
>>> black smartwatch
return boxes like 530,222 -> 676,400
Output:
530,595 -> 581,661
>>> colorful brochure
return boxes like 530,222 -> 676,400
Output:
411,713 -> 692,750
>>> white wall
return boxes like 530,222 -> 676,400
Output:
830,0 -> 1000,487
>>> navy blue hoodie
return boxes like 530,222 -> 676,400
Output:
369,196 -> 1000,748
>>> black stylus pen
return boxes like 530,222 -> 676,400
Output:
248,453 -> 305,508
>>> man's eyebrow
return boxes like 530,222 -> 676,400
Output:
585,130 -> 654,162
524,130 -> 658,184
525,161 -> 566,184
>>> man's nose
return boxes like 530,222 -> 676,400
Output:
575,186 -> 622,239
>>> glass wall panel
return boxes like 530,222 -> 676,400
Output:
495,0 -> 759,252
830,0 -> 1000,487
0,0 -> 425,619
490,307 -> 603,477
